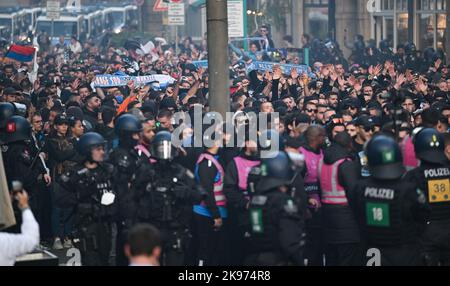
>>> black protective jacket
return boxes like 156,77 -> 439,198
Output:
321,143 -> 361,244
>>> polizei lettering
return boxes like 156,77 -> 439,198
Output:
364,187 -> 395,200
424,168 -> 450,179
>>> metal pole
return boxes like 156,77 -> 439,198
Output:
447,0 -> 450,63
328,0 -> 336,41
393,0 -> 398,51
243,0 -> 248,51
206,0 -> 230,118
175,25 -> 178,55
139,5 -> 143,33
51,19 -> 54,40
407,0 -> 414,43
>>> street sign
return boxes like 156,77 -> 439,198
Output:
154,0 -> 169,12
46,0 -> 61,20
168,2 -> 185,26
228,0 -> 245,38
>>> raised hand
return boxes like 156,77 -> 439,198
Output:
290,67 -> 298,80
394,73 -> 406,89
435,58 -> 442,70
70,78 -> 80,91
273,65 -> 282,80
337,76 -> 346,88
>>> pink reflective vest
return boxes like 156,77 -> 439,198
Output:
401,136 -> 419,171
299,147 -> 323,194
197,153 -> 227,207
319,158 -> 349,205
234,156 -> 260,192
135,144 -> 157,164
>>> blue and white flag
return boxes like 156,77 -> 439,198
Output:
192,60 -> 209,69
93,74 -> 176,88
247,61 -> 314,78
193,60 -> 314,78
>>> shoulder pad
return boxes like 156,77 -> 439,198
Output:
102,163 -> 115,174
77,168 -> 89,176
249,166 -> 262,176
60,172 -> 71,183
185,169 -> 195,180
283,199 -> 298,215
117,155 -> 131,168
251,195 -> 268,206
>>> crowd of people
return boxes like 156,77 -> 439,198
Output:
0,25 -> 449,266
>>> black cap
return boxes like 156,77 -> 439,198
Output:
297,113 -> 311,124
54,114 -> 69,125
343,97 -> 361,109
354,115 -> 375,128
371,116 -> 382,127
66,106 -> 84,121
4,87 -> 18,95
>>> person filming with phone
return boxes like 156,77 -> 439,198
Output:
0,190 -> 40,266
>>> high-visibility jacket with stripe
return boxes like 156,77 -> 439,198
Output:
319,158 -> 350,205
196,153 -> 227,207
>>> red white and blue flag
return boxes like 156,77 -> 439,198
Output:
5,44 -> 36,62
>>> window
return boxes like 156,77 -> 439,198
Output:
303,0 -> 329,40
418,13 -> 434,49
436,14 -> 446,50
418,0 -> 446,11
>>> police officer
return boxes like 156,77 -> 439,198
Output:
0,102 -> 16,133
404,128 -> 450,266
0,115 -> 47,235
2,116 -> 47,205
0,102 -> 16,183
58,132 -> 117,266
223,135 -> 261,265
353,135 -> 429,266
135,131 -> 204,266
378,40 -> 394,63
108,114 -> 143,265
244,151 -> 305,266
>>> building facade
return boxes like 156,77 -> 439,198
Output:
292,0 -> 448,57
179,0 -> 448,57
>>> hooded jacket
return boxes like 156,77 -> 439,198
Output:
321,143 -> 361,244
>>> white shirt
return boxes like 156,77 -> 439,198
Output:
0,209 -> 40,266
69,41 -> 82,54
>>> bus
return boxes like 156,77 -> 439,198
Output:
35,12 -> 84,44
0,26 -> 9,42
102,4 -> 138,34
22,7 -> 43,32
0,7 -> 27,42
80,7 -> 104,40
